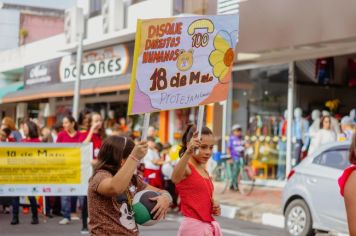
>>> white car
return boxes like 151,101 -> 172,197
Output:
282,142 -> 350,236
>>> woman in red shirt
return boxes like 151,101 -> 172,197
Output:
339,133 -> 356,235
78,112 -> 104,233
172,124 -> 222,236
11,120 -> 40,225
80,112 -> 105,162
56,115 -> 81,225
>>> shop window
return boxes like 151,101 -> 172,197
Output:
120,90 -> 130,95
231,65 -> 288,181
99,91 -> 117,96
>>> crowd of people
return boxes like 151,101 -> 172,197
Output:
0,110 -> 183,234
2,107 -> 355,235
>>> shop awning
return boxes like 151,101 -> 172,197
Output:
1,75 -> 131,104
0,82 -> 24,103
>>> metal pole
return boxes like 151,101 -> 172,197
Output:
286,62 -> 295,178
221,101 -> 227,153
195,105 -> 205,155
141,113 -> 151,141
226,78 -> 233,138
72,31 -> 83,120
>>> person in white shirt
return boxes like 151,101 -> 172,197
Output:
143,137 -> 164,189
308,115 -> 336,155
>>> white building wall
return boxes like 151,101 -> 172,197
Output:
0,34 -> 68,73
0,9 -> 20,51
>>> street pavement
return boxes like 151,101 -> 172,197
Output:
0,212 -> 287,236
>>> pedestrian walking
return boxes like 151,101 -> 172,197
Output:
172,124 -> 222,236
227,124 -> 245,191
308,115 -> 336,155
87,136 -> 172,235
11,120 -> 40,225
56,115 -> 81,225
40,126 -> 55,219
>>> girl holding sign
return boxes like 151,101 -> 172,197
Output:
88,136 -> 172,235
172,125 -> 222,236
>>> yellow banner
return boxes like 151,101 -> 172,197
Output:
0,147 -> 81,184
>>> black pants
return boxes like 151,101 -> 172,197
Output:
12,197 -> 38,217
52,196 -> 61,215
71,196 -> 78,213
80,196 -> 88,229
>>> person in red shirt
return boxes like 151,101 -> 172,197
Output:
172,124 -> 222,236
56,115 -> 81,143
80,112 -> 105,162
56,115 -> 81,225
11,120 -> 40,225
78,109 -> 92,132
78,112 -> 104,233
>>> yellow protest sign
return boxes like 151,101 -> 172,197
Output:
0,143 -> 92,196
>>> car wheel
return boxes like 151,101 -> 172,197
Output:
285,199 -> 314,236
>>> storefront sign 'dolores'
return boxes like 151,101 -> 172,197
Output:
59,45 -> 130,82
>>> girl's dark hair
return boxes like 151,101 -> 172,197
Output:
26,121 -> 39,139
320,115 -> 331,129
63,115 -> 78,131
155,142 -> 163,152
52,123 -> 62,133
2,128 -> 11,137
94,135 -> 135,176
88,112 -> 106,140
350,132 -> 356,165
78,108 -> 92,127
40,127 -> 53,143
179,124 -> 213,157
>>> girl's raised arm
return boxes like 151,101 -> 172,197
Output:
97,141 -> 147,197
172,134 -> 200,184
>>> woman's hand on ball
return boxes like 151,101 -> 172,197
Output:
131,141 -> 148,160
150,195 -> 170,220
212,201 -> 221,216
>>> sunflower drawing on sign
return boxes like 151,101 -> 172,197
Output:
209,30 -> 237,83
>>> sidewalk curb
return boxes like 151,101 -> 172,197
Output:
220,204 -> 239,219
261,213 -> 284,228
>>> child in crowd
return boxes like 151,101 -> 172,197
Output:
88,136 -> 172,235
143,137 -> 164,189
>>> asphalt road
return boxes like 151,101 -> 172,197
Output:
0,212 -> 287,236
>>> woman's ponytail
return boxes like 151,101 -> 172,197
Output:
179,124 -> 213,157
